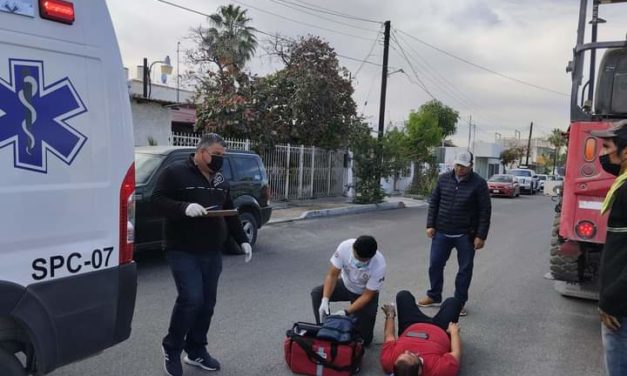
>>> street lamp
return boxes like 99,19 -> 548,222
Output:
142,55 -> 173,98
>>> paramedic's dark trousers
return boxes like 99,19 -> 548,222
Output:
311,279 -> 378,346
162,250 -> 222,355
396,290 -> 462,335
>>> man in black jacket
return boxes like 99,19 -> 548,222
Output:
591,121 -> 627,376
152,133 -> 251,376
418,151 -> 491,316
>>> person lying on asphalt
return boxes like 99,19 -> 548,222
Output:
380,290 -> 462,376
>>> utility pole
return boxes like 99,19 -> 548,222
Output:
467,116 -> 472,151
176,41 -> 180,103
375,20 -> 391,187
142,58 -> 148,98
525,121 -> 533,166
472,123 -> 477,155
378,20 -> 391,141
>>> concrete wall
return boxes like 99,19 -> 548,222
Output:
381,163 -> 414,194
436,144 -> 504,180
475,157 -> 503,180
131,101 -> 172,146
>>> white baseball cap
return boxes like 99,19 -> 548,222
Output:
453,151 -> 473,167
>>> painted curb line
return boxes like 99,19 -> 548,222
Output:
267,201 -> 407,225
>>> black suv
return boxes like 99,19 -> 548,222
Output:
134,146 -> 272,252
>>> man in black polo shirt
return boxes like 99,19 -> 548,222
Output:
418,151 -> 491,316
152,133 -> 251,376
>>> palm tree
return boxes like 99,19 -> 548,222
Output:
547,128 -> 566,175
203,4 -> 257,74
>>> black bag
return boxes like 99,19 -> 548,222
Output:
316,315 -> 357,343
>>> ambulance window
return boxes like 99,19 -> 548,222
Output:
135,153 -> 165,184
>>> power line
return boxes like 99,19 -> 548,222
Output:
392,31 -> 508,130
156,0 -> 212,17
266,0 -> 380,33
389,35 -> 436,100
155,0 -> 382,68
280,0 -> 382,24
230,0 -> 374,41
395,28 -> 569,97
353,30 -> 383,78
393,30 -> 479,111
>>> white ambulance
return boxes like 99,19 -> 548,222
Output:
0,1 -> 137,374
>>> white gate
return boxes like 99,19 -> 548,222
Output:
170,132 -> 347,200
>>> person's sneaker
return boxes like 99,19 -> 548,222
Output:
417,296 -> 441,307
163,347 -> 182,376
184,350 -> 221,371
459,306 -> 468,317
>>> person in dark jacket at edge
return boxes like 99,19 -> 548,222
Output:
152,133 -> 252,376
590,120 -> 627,376
418,151 -> 491,317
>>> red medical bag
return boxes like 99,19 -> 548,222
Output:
284,322 -> 364,376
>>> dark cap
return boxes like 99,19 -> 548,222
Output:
590,120 -> 627,140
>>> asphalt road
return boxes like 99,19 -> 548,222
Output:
51,194 -> 603,376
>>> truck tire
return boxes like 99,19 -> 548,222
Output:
239,212 -> 258,246
0,347 -> 26,376
549,211 -> 580,282
224,212 -> 258,255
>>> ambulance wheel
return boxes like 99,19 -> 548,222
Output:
549,211 -> 579,282
0,347 -> 26,376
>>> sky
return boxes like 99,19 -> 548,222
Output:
105,0 -> 627,147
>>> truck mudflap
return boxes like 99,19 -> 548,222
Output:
9,262 -> 137,374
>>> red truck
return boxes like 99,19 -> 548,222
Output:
550,0 -> 627,299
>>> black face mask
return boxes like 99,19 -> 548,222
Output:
600,153 -> 621,176
208,155 -> 223,172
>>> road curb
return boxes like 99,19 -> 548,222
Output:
267,201 -> 406,225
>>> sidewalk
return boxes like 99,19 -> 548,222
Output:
267,195 -> 427,224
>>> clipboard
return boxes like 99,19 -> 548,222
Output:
203,209 -> 239,217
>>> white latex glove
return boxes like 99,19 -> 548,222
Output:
333,309 -> 347,316
319,297 -> 330,322
185,203 -> 207,217
241,242 -> 253,263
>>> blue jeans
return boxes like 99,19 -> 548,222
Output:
602,318 -> 627,376
162,250 -> 222,355
427,232 -> 476,304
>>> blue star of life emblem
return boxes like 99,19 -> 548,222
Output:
0,59 -> 87,173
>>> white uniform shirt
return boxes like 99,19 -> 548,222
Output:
330,238 -> 386,295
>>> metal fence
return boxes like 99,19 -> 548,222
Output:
170,131 -> 347,201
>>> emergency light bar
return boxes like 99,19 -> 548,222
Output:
40,0 -> 74,24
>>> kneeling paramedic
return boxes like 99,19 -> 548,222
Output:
380,291 -> 462,376
311,236 -> 386,346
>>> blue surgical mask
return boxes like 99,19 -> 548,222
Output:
351,255 -> 370,269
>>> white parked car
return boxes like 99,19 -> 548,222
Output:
508,168 -> 539,194
536,174 -> 549,191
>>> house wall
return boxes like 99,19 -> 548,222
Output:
131,101 -> 172,146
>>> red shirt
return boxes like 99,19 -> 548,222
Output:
380,323 -> 459,376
